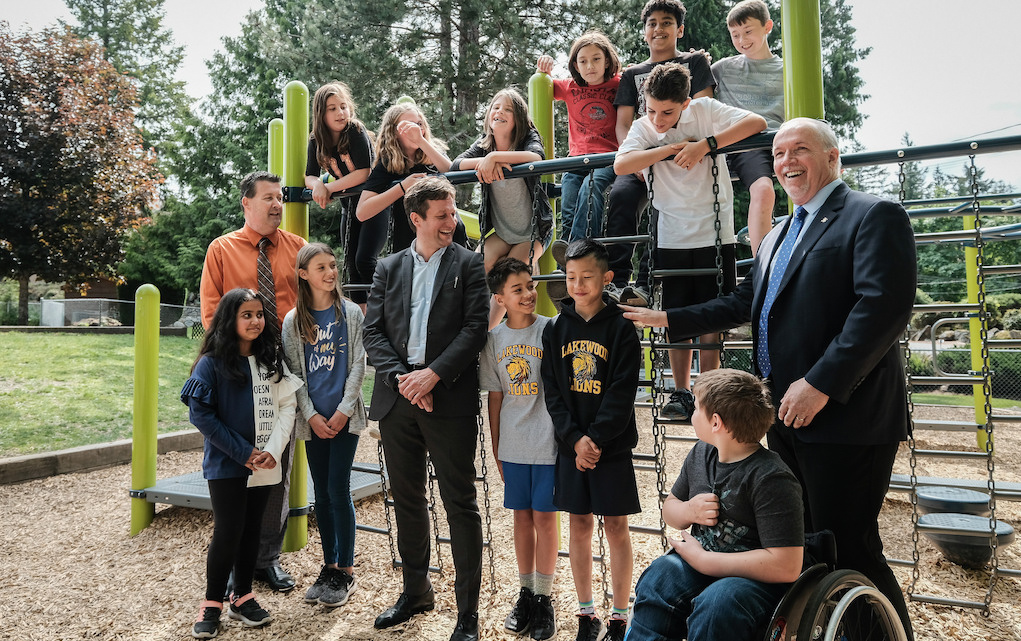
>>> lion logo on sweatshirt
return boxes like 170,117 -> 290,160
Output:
570,350 -> 601,394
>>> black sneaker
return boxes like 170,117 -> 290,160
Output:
319,568 -> 356,607
662,388 -> 696,420
604,283 -> 623,304
505,586 -> 534,634
228,596 -> 272,627
191,606 -> 221,639
529,594 -> 556,640
605,617 -> 627,641
546,270 -> 568,302
621,285 -> 650,307
575,614 -> 604,641
305,565 -> 330,603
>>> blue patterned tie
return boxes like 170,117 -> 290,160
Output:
756,207 -> 807,376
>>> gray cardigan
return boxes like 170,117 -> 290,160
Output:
281,299 -> 367,438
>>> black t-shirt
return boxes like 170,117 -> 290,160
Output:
304,125 -> 373,178
362,163 -> 440,252
614,52 -> 716,117
671,441 -> 803,553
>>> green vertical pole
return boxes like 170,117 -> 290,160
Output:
281,81 -> 310,553
964,224 -> 991,450
528,70 -> 557,318
781,0 -> 825,121
268,118 -> 284,177
130,284 -> 160,536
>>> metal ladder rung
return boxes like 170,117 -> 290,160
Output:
911,419 -> 982,432
910,375 -> 985,385
991,414 -> 1021,423
629,524 -> 664,536
913,449 -> 990,459
908,594 -> 988,610
664,434 -> 698,442
632,452 -> 657,462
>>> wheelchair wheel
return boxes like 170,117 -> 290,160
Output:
796,570 -> 907,641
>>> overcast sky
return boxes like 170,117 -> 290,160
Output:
6,0 -> 1020,188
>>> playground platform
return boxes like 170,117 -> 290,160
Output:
141,462 -> 383,513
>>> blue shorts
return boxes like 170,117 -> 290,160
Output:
503,462 -> 557,512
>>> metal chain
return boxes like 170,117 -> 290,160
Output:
340,199 -> 353,290
596,515 -> 610,608
527,179 -> 539,272
969,154 -> 999,617
898,160 -> 922,599
476,394 -> 497,593
646,166 -> 669,551
584,166 -> 596,239
426,456 -> 445,574
710,156 -> 725,367
376,439 -> 398,568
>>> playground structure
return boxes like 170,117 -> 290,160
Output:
124,1 -> 1021,636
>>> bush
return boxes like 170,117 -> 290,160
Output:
932,348 -> 1021,400
1004,309 -> 1021,331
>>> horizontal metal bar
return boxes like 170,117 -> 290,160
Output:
912,449 -> 991,460
911,419 -> 982,433
599,234 -> 652,245
392,560 -> 442,574
663,435 -> 699,443
531,273 -> 563,282
651,268 -> 720,278
913,229 -> 979,243
842,135 -> 1021,169
910,375 -> 985,385
902,191 -> 1021,207
908,594 -> 988,610
343,283 -> 370,292
355,524 -> 389,535
916,523 -> 1000,538
633,464 -> 658,473
888,474 -> 1021,501
912,303 -> 980,313
888,557 -> 913,568
629,524 -> 665,536
991,414 -> 1021,423
983,264 -> 1021,276
632,452 -> 657,462
988,340 -> 1021,349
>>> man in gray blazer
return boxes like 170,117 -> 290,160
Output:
363,176 -> 489,641
622,118 -> 917,638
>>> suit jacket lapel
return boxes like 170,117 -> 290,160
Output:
399,250 -> 414,329
776,182 -> 848,294
429,246 -> 455,310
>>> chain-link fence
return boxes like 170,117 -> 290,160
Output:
0,298 -> 202,334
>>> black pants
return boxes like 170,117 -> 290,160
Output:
605,172 -> 650,288
206,477 -> 272,602
766,425 -> 914,640
379,397 -> 483,615
341,202 -> 374,305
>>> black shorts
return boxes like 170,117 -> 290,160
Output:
657,244 -> 737,310
554,452 -> 640,516
728,149 -> 773,189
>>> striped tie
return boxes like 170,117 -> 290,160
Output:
756,207 -> 807,377
257,237 -> 278,330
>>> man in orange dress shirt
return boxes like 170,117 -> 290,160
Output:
199,170 -> 307,592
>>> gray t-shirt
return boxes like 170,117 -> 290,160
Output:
479,315 -> 556,465
671,441 -> 803,552
711,54 -> 785,129
489,179 -> 534,245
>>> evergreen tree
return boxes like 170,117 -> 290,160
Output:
63,0 -> 191,162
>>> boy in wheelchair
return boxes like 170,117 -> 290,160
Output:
627,369 -> 804,641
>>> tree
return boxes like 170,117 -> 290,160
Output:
0,24 -> 161,323
62,0 -> 191,163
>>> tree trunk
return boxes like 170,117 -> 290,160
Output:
18,275 -> 29,325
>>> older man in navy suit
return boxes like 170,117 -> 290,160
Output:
363,176 -> 489,641
622,118 -> 917,638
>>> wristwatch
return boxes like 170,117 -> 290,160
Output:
706,135 -> 718,153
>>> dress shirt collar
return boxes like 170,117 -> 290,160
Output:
798,178 -> 843,218
241,223 -> 279,247
410,239 -> 447,264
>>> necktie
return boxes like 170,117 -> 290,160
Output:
756,206 -> 807,376
257,237 -> 278,331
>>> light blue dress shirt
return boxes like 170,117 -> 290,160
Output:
407,241 -> 447,365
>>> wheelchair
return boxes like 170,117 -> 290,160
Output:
762,532 -> 908,641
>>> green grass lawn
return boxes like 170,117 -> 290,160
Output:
0,333 -> 376,457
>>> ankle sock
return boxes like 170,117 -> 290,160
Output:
534,571 -> 554,597
578,601 -> 595,617
611,607 -> 628,620
519,572 -> 535,592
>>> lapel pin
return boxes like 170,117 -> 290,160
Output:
821,217 -> 828,223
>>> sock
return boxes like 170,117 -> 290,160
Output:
578,601 -> 595,617
534,571 -> 554,597
611,607 -> 628,620
519,572 -> 535,592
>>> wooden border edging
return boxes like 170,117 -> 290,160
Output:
0,429 -> 203,485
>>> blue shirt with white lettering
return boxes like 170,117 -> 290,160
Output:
303,306 -> 349,418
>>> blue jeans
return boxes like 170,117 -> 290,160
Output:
306,429 -> 360,566
561,165 -> 615,242
625,551 -> 789,641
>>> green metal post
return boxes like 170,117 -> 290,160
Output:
781,0 -> 825,121
281,81 -> 310,553
964,223 -> 991,450
130,284 -> 160,536
268,118 -> 284,176
528,70 -> 557,318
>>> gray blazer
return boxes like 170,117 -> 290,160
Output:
281,299 -> 367,438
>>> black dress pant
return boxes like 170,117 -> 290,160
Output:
379,397 -> 483,615
767,424 -> 914,640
